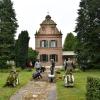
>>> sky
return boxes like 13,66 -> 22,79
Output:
11,0 -> 80,49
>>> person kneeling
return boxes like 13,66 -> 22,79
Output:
32,70 -> 42,79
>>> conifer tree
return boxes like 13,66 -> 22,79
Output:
0,0 -> 18,67
15,31 -> 30,68
75,0 -> 100,69
28,48 -> 38,61
63,33 -> 77,51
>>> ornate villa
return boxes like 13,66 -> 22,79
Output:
35,15 -> 63,66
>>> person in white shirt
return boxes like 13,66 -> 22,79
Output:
34,59 -> 42,71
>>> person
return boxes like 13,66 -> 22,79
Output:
49,59 -> 55,82
32,69 -> 42,79
66,58 -> 73,73
50,59 -> 55,75
34,59 -> 42,71
63,59 -> 67,71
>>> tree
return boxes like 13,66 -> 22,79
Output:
28,48 -> 38,61
0,0 -> 18,67
63,33 -> 77,51
75,0 -> 100,69
15,31 -> 30,68
28,48 -> 38,67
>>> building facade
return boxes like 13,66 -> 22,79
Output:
35,15 -> 62,66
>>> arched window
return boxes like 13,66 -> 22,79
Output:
40,40 -> 48,48
49,40 -> 57,48
40,54 -> 48,62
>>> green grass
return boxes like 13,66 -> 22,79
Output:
0,68 -> 100,100
0,69 -> 33,100
56,69 -> 100,100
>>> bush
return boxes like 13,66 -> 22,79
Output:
86,77 -> 100,100
0,61 -> 6,68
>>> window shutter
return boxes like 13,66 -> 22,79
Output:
56,55 -> 58,62
46,41 -> 48,47
56,40 -> 57,47
40,55 -> 42,61
46,55 -> 48,61
49,41 -> 51,48
40,41 -> 42,47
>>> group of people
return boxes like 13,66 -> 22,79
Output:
5,58 -> 74,87
31,58 -> 75,86
32,59 -> 55,82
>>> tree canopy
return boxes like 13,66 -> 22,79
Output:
28,48 -> 38,61
75,0 -> 100,69
15,31 -> 30,68
0,0 -> 18,68
63,32 -> 77,51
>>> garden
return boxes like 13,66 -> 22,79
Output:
0,69 -> 33,100
0,68 -> 100,100
56,69 -> 100,100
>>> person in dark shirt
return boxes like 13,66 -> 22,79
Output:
50,59 -> 55,75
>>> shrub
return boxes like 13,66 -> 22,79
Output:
0,60 -> 6,68
86,77 -> 100,100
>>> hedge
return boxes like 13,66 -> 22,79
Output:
86,77 -> 100,100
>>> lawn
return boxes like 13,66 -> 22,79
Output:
0,68 -> 100,100
0,69 -> 33,100
56,69 -> 100,100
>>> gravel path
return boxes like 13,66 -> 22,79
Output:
10,70 -> 57,100
47,83 -> 57,100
